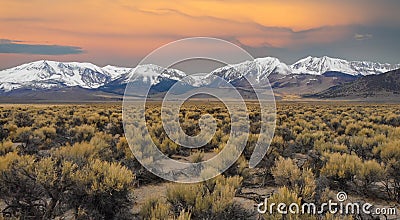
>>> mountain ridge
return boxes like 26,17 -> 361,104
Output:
0,57 -> 399,99
311,69 -> 400,99
291,56 -> 400,76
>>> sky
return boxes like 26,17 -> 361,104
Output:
0,0 -> 399,70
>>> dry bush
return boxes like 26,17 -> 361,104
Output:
321,152 -> 362,185
0,102 -> 400,218
271,157 -> 316,202
140,175 -> 247,219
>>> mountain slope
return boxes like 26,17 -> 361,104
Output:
270,72 -> 359,95
99,64 -> 188,95
313,69 -> 400,98
0,60 -> 132,92
291,56 -> 400,76
204,57 -> 291,86
0,87 -> 122,102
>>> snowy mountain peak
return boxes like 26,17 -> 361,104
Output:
291,56 -> 400,76
118,64 -> 187,84
255,57 -> 292,75
0,60 -> 131,92
207,57 -> 291,84
291,56 -> 352,75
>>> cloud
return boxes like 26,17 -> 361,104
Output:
354,33 -> 373,40
239,25 -> 400,64
0,39 -> 83,55
131,6 -> 354,49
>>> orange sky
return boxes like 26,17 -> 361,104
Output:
0,0 -> 399,68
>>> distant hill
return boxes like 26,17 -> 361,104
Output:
0,87 -> 122,103
311,69 -> 400,98
270,71 -> 359,96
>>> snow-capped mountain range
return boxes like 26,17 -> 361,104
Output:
0,60 -> 127,92
207,57 -> 291,83
291,56 -> 400,76
0,56 -> 399,93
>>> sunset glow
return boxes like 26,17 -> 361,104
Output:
1,0 -> 399,69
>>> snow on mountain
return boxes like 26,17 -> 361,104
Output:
0,60 -> 132,92
130,64 -> 186,85
109,64 -> 187,86
183,73 -> 209,87
101,65 -> 132,80
291,56 -> 400,76
1,57 -> 399,93
349,61 -> 400,76
0,60 -> 190,93
99,64 -> 190,96
205,57 -> 291,85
